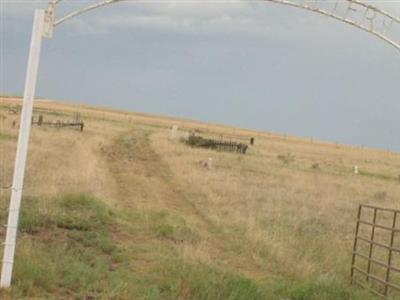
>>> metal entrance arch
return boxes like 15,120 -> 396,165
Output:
2,0 -> 400,288
46,0 -> 400,50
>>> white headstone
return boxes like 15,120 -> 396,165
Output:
207,157 -> 213,170
170,125 -> 178,139
353,166 -> 359,175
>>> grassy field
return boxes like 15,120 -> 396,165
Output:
1,96 -> 400,299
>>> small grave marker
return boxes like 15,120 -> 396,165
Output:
170,125 -> 178,139
353,166 -> 359,175
207,157 -> 212,170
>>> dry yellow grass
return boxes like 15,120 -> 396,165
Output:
0,95 -> 399,299
150,128 -> 400,277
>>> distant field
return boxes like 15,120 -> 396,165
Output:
1,96 -> 399,299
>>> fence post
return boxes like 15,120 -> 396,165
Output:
384,211 -> 398,296
351,205 -> 362,284
366,208 -> 378,282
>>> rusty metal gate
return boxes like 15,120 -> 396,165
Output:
351,204 -> 400,298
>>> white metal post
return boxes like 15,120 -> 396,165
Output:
1,9 -> 46,288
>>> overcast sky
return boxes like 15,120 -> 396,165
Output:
1,0 -> 399,151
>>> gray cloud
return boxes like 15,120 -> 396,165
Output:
2,0 -> 400,151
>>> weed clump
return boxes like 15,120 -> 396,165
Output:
148,210 -> 200,244
154,223 -> 199,244
277,153 -> 295,165
312,163 -> 320,170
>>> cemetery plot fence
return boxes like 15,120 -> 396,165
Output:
32,115 -> 84,131
186,133 -> 249,154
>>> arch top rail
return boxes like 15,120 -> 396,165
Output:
43,0 -> 400,51
53,0 -> 123,26
263,0 -> 400,51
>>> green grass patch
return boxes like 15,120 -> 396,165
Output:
0,195 -> 382,299
56,194 -> 113,231
149,212 -> 200,244
0,132 -> 17,140
144,261 -> 377,300
146,260 -> 263,300
267,275 -> 378,300
12,238 -> 137,299
122,208 -> 200,244
19,194 -> 113,234
1,194 -> 136,298
153,222 -> 200,243
359,170 -> 393,181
